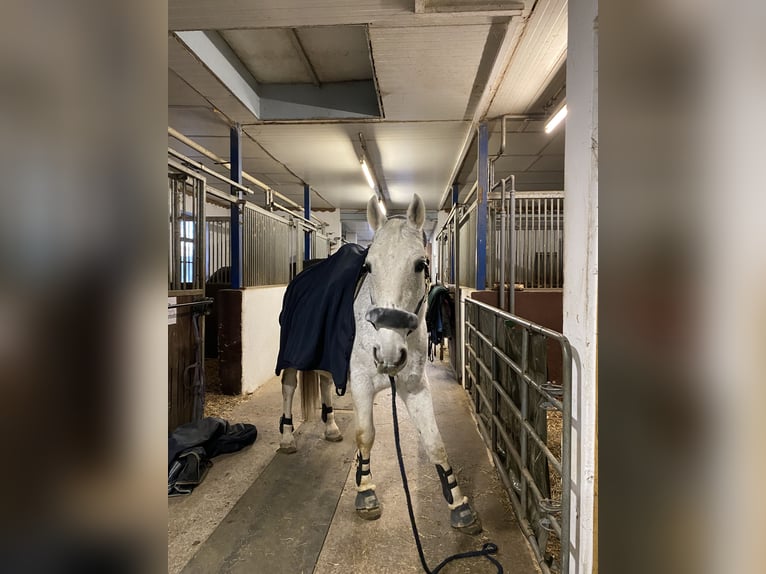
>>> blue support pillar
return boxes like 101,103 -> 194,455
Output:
230,124 -> 243,288
304,184 -> 311,261
476,122 -> 489,290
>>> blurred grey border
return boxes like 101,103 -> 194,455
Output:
602,1 -> 766,573
0,1 -> 167,573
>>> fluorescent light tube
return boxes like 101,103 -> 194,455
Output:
545,105 -> 567,134
361,159 -> 375,189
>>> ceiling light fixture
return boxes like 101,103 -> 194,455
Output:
360,158 -> 376,190
544,104 -> 568,134
358,132 -> 388,212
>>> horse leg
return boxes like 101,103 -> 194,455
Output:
319,373 -> 343,442
278,368 -> 298,454
352,393 -> 381,520
397,378 -> 482,534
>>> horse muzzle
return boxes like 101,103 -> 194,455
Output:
373,345 -> 408,375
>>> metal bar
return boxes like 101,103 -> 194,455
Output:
524,197 -> 528,288
168,288 -> 205,298
454,205 -> 461,383
472,374 -> 566,542
476,122 -> 489,290
466,343 -> 562,475
463,180 -> 478,204
559,338 -> 573,574
471,387 -> 552,574
464,298 -> 572,574
433,202 -> 458,243
498,177 -> 507,310
492,312 -> 499,453
304,184 -> 311,261
466,322 -> 563,409
561,196 -> 564,288
168,127 -> 315,218
172,178 -> 181,290
513,190 -> 565,199
457,200 -> 477,227
197,177 -> 205,290
468,297 -> 569,342
494,205 -> 498,289
168,147 -> 253,197
271,200 -> 318,229
536,198 -> 541,288
168,298 -> 214,310
202,184 -> 238,204
509,175 -> 516,313
520,329 -> 529,514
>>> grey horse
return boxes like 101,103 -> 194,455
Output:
279,193 -> 481,534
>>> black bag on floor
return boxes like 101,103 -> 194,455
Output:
168,417 -> 257,497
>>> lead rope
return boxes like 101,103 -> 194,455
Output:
388,375 -> 503,574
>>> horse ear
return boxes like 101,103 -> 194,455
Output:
367,195 -> 387,231
407,193 -> 426,230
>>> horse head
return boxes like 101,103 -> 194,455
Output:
363,194 -> 429,375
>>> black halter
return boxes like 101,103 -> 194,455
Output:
364,260 -> 430,335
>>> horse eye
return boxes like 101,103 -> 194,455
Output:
414,260 -> 426,273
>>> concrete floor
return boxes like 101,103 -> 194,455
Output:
169,359 -> 540,574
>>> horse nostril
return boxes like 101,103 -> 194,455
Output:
395,349 -> 407,367
373,346 -> 382,365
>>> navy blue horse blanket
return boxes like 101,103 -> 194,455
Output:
275,243 -> 369,394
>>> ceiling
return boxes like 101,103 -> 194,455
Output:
168,0 -> 567,242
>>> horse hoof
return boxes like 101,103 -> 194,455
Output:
278,444 -> 297,454
451,502 -> 482,535
355,489 -> 381,520
324,432 -> 343,442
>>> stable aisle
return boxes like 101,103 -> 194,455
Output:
169,360 -> 539,574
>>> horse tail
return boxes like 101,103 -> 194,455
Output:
299,370 -> 321,421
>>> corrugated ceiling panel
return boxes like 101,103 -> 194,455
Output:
373,121 -> 474,204
297,26 -> 372,82
370,25 -> 491,120
487,0 -> 567,116
221,29 -> 311,84
168,107 -> 230,137
244,121 -> 470,210
168,70 -> 210,107
171,0 -> 416,31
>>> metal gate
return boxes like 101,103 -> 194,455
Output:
464,297 -> 572,574
168,160 -> 209,431
488,191 -> 565,291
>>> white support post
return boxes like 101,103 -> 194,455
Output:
563,0 -> 598,572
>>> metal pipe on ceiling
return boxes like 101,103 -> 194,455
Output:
168,126 -> 323,224
440,113 -> 544,210
488,114 -> 543,190
168,148 -> 251,195
169,147 -> 319,233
